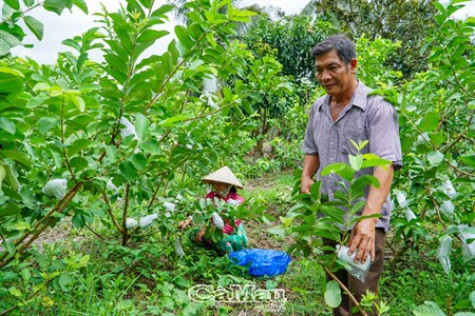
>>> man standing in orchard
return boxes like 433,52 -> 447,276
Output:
301,35 -> 402,315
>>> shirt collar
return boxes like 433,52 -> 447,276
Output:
317,79 -> 369,112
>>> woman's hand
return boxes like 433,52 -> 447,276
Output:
178,216 -> 193,230
195,227 -> 206,242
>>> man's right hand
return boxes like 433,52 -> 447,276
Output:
300,176 -> 315,194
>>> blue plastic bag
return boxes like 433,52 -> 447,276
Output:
228,248 -> 291,277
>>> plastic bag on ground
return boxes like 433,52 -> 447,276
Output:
174,238 -> 185,257
336,245 -> 371,283
228,249 -> 291,277
42,179 -> 67,199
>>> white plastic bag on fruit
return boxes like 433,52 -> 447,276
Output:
203,75 -> 219,93
119,117 -> 139,141
396,191 -> 408,208
139,214 -> 158,228
440,180 -> 456,198
212,212 -> 225,230
174,238 -> 184,257
336,245 -> 371,283
437,235 -> 452,275
42,179 -> 67,199
125,217 -> 138,229
163,202 -> 176,212
404,208 -> 417,222
440,200 -> 454,218
459,225 -> 475,261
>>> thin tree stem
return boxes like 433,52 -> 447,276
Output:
122,184 -> 130,246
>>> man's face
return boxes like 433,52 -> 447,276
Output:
314,49 -> 357,98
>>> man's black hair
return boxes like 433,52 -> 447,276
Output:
312,34 -> 356,65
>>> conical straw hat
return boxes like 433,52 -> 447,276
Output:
202,166 -> 243,189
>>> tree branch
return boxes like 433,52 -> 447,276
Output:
102,191 -> 124,233
322,266 -> 369,316
122,184 -> 130,246
0,182 -> 83,269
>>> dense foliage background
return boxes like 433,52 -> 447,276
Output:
0,0 -> 474,315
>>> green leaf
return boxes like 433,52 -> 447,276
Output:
38,117 -> 58,134
418,112 -> 440,132
141,139 -> 160,154
23,16 -> 44,40
4,0 -> 20,10
349,200 -> 366,215
0,203 -> 21,218
0,30 -> 21,56
58,273 -> 74,292
21,268 -> 31,281
348,154 -> 363,171
67,139 -> 91,156
138,0 -> 153,8
70,157 -> 88,172
268,225 -> 286,237
459,156 -> 475,168
158,115 -> 191,127
71,0 -> 88,14
5,241 -> 16,256
131,154 -> 147,171
321,163 -> 354,181
351,175 -> 380,193
151,4 -> 173,17
360,158 -> 392,169
350,213 -> 382,225
134,113 -> 148,139
470,291 -> 475,309
0,117 -> 16,134
175,25 -> 194,50
137,30 -> 168,43
71,95 -> 85,112
413,301 -> 446,316
320,205 -> 346,224
5,165 -> 19,191
0,164 -> 5,191
427,151 -> 444,165
43,0 -> 67,15
62,39 -> 81,51
0,150 -> 31,168
0,66 -> 25,77
23,0 -> 35,7
310,181 -> 321,200
119,161 -> 137,181
324,280 -> 341,308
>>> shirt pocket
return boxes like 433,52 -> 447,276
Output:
340,114 -> 365,156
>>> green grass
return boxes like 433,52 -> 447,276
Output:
3,170 -> 474,315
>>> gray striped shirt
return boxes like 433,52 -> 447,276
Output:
302,81 -> 402,232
